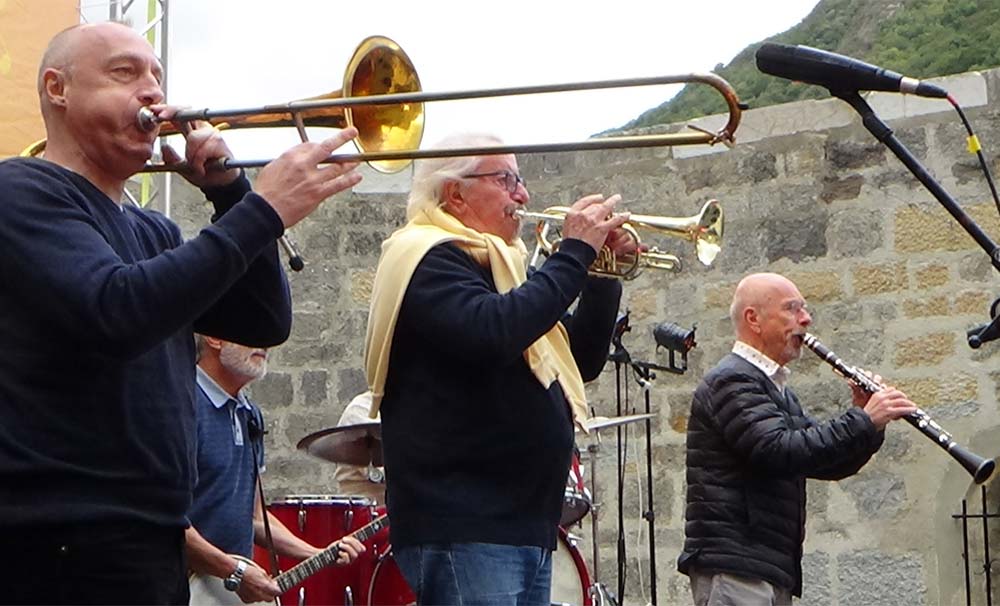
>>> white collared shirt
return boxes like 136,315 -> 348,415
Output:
732,341 -> 790,394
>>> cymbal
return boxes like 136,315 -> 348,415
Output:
297,422 -> 383,467
578,413 -> 656,433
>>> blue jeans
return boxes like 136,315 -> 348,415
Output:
393,542 -> 553,606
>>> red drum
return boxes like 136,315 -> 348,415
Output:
254,495 -> 378,606
366,528 -> 591,606
551,528 -> 593,606
367,549 -> 414,606
561,451 -> 592,527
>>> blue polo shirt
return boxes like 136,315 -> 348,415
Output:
188,367 -> 265,557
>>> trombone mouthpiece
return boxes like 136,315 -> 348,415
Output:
137,107 -> 159,132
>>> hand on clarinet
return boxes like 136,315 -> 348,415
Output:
852,371 -> 918,431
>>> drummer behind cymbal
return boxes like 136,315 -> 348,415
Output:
333,391 -> 387,503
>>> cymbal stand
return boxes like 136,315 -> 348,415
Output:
608,313 -> 631,602
584,437 -> 618,606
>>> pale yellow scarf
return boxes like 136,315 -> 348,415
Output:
363,205 -> 589,430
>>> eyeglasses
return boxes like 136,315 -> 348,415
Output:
461,170 -> 526,194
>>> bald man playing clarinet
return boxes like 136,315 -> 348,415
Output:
678,272 -> 917,605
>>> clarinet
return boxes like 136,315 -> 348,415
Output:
802,333 -> 996,484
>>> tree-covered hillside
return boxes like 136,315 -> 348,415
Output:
615,0 -> 1000,131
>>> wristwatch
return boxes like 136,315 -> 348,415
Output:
223,559 -> 248,592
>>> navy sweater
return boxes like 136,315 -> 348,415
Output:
380,239 -> 621,550
0,158 -> 291,529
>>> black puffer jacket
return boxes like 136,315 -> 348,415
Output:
677,353 -> 883,596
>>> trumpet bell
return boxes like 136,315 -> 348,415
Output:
694,200 -> 723,265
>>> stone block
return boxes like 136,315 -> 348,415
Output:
343,229 -> 389,257
894,332 -> 956,367
852,262 -> 907,295
785,270 -> 844,303
866,301 -> 900,323
826,209 -> 885,258
825,139 -> 886,170
337,368 -> 368,404
301,370 -> 328,408
731,98 -> 856,144
250,372 -> 294,408
836,550 -> 927,606
703,281 -> 738,310
913,263 -> 950,289
290,310 -> 327,342
952,290 -> 991,316
902,295 -> 950,318
819,174 -> 864,203
350,270 -> 375,305
814,301 -> 863,327
894,204 -> 997,253
738,151 -> 778,183
893,374 -> 978,408
801,551 -> 833,606
957,251 -> 995,282
840,470 -> 907,518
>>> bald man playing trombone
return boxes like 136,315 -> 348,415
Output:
364,132 -> 636,606
0,21 -> 361,605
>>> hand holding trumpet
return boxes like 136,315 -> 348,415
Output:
560,194 -> 632,256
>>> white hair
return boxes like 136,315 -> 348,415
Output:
406,132 -> 504,220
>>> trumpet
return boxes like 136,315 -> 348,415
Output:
802,333 -> 995,484
515,199 -> 723,280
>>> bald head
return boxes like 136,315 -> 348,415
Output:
37,22 -> 143,107
37,23 -> 88,96
730,273 -> 795,329
730,272 -> 811,364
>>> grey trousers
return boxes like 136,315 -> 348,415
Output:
689,568 -> 793,606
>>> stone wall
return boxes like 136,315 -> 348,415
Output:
165,67 -> 1000,605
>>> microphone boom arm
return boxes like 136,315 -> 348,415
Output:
833,91 -> 1000,270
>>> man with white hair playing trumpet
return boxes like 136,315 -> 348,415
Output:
364,132 -> 634,606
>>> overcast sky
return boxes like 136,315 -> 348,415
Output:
83,0 -> 819,159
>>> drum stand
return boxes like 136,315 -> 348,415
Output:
583,439 -> 619,606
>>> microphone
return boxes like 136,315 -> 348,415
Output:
755,42 -> 948,98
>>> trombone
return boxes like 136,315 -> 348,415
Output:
517,200 -> 724,280
22,35 -> 745,270
134,69 -> 744,173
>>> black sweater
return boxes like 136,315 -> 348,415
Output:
380,239 -> 621,550
0,158 -> 291,529
678,353 -> 884,596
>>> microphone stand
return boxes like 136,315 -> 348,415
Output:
628,352 -> 688,606
833,90 -> 1000,269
